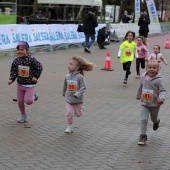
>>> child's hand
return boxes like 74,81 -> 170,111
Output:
8,80 -> 13,85
157,98 -> 163,105
31,77 -> 38,82
136,96 -> 141,100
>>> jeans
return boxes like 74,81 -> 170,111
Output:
84,33 -> 95,49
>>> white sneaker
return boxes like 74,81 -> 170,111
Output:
17,114 -> 27,123
65,125 -> 73,133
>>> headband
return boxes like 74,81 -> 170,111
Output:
16,41 -> 29,49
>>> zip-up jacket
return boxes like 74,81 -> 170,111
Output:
136,43 -> 149,59
136,73 -> 167,107
63,71 -> 86,104
83,12 -> 98,34
9,55 -> 43,85
148,53 -> 167,65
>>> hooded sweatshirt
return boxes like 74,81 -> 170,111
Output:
136,43 -> 149,59
148,53 -> 167,66
83,12 -> 98,34
63,71 -> 86,104
136,72 -> 167,107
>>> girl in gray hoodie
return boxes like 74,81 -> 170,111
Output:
136,60 -> 167,145
63,55 -> 94,133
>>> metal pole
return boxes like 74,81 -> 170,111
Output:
161,0 -> 164,21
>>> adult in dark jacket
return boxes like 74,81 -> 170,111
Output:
122,11 -> 131,23
97,27 -> 110,49
83,7 -> 98,53
138,11 -> 150,38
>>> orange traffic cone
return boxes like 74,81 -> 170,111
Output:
165,39 -> 170,49
101,52 -> 114,71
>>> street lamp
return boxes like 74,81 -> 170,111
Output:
161,0 -> 164,21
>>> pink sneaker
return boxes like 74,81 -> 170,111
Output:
136,74 -> 140,79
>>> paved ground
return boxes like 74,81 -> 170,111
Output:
0,34 -> 170,170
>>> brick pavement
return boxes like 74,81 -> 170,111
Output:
0,34 -> 170,170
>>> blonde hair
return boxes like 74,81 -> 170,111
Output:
146,59 -> 160,69
71,55 -> 95,75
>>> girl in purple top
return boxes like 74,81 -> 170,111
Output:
136,36 -> 150,79
8,41 -> 43,123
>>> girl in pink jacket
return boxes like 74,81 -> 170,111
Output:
148,45 -> 167,69
136,36 -> 150,79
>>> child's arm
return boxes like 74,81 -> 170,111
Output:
148,54 -> 152,60
62,78 -> 67,97
117,48 -> 122,58
136,79 -> 143,100
143,46 -> 150,58
8,61 -> 18,85
32,57 -> 43,80
74,77 -> 86,98
158,79 -> 167,104
135,48 -> 138,58
160,54 -> 168,65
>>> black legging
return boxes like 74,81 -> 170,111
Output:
123,61 -> 132,79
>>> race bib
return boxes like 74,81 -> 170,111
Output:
137,47 -> 142,54
142,89 -> 153,102
18,65 -> 29,77
125,50 -> 132,56
67,80 -> 77,92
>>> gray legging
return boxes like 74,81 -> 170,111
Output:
140,105 -> 160,135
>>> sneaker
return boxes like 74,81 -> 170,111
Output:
17,114 -> 27,123
101,46 -> 106,49
136,74 -> 140,79
123,79 -> 127,84
153,119 -> 160,131
98,44 -> 102,49
13,98 -> 17,101
84,47 -> 91,53
34,91 -> 39,101
138,134 -> 147,145
65,125 -> 73,133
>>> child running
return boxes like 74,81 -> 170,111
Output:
148,45 -> 167,69
136,36 -> 150,79
63,55 -> 94,133
136,60 -> 167,145
8,41 -> 43,123
118,31 -> 137,84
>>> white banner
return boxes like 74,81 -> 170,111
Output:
0,24 -> 106,50
146,0 -> 159,23
109,23 -> 162,39
135,0 -> 140,23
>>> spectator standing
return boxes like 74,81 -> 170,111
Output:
122,11 -> 131,23
83,7 -> 98,53
138,11 -> 150,38
48,8 -> 57,20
